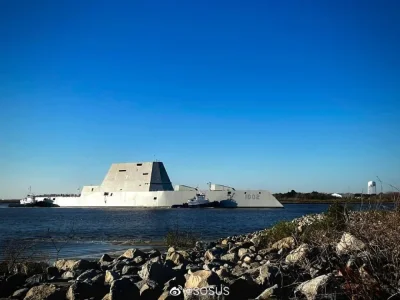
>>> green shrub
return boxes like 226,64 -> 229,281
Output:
164,225 -> 198,248
324,201 -> 348,231
299,202 -> 349,243
259,221 -> 296,248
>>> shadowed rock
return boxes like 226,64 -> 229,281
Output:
24,284 -> 66,300
110,278 -> 140,299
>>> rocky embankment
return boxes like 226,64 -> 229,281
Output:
1,209 -> 399,300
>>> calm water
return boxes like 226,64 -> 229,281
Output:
0,204 -> 330,260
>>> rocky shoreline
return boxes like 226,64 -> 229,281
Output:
1,205 -> 399,300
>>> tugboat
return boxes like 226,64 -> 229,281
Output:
172,190 -> 220,208
9,187 -> 59,207
187,192 -> 212,207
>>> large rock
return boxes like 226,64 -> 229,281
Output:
25,274 -> 47,287
120,248 -> 146,260
76,269 -> 99,281
66,281 -> 93,300
72,259 -> 97,271
54,259 -> 96,273
166,251 -> 185,266
99,255 -> 113,270
0,273 -> 26,297
177,251 -> 190,260
92,273 -> 106,286
134,256 -> 145,265
255,284 -> 278,299
24,284 -> 66,300
105,270 -> 120,285
110,278 -> 140,299
61,271 -> 76,280
204,250 -> 217,261
271,237 -> 295,251
238,248 -> 250,259
231,265 -> 247,277
111,261 -> 127,272
147,249 -> 161,259
285,244 -> 310,265
256,264 -> 272,286
295,274 -> 332,300
220,253 -> 237,263
158,290 -> 177,300
100,254 -> 113,263
184,270 -> 220,289
12,287 -> 29,299
46,267 -> 59,278
228,275 -> 261,299
54,259 -> 76,272
14,262 -> 46,276
138,260 -> 171,285
336,233 -> 366,255
122,265 -> 139,276
139,280 -> 162,299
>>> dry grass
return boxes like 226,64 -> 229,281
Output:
300,206 -> 400,299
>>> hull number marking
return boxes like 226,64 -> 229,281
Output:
245,194 -> 260,200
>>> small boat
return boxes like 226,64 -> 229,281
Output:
187,192 -> 210,207
171,191 -> 220,208
9,188 -> 59,207
20,193 -> 36,205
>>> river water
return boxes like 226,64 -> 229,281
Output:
0,204 -> 332,260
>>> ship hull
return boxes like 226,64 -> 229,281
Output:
52,190 -> 283,208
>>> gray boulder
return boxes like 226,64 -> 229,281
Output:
25,274 -> 47,287
336,233 -> 366,255
46,267 -> 59,278
122,265 -> 139,275
12,287 -> 29,299
138,260 -> 172,285
220,253 -> 237,263
147,249 -> 161,259
61,271 -> 76,280
14,262 -> 45,277
285,243 -> 310,265
54,260 -> 76,272
110,278 -> 140,300
76,269 -> 100,281
255,284 -> 278,299
66,281 -> 92,300
295,274 -> 332,300
119,248 -> 146,260
0,273 -> 26,297
24,284 -> 66,300
99,254 -> 113,263
166,251 -> 185,265
184,270 -> 220,289
105,270 -> 120,285
228,275 -> 261,299
91,273 -> 106,286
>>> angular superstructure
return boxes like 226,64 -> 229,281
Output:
50,162 -> 283,208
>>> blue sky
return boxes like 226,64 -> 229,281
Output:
1,0 -> 399,198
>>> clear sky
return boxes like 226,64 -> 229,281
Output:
1,0 -> 399,198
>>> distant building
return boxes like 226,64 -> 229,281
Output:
331,193 -> 343,198
368,181 -> 377,195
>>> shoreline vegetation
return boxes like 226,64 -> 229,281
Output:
1,202 -> 399,299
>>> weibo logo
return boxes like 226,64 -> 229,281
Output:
169,286 -> 183,296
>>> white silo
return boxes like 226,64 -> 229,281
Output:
368,181 -> 376,195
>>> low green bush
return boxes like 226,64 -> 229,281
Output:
259,221 -> 296,248
164,225 -> 198,248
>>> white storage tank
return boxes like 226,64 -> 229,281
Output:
368,181 -> 377,195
